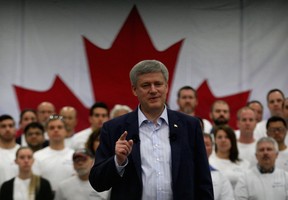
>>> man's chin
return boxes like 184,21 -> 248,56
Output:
183,108 -> 193,114
214,119 -> 228,126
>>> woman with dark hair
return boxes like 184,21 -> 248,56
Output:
209,125 -> 250,188
16,109 -> 37,146
85,128 -> 101,157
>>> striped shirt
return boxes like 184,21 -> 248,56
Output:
138,107 -> 172,200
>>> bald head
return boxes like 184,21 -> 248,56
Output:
59,106 -> 77,135
37,102 -> 55,125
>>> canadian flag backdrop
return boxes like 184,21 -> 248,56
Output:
0,0 -> 287,131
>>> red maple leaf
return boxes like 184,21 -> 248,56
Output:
195,80 -> 251,129
14,6 -> 249,132
84,6 -> 183,110
14,6 -> 183,131
14,76 -> 90,132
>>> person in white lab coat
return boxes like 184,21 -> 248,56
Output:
234,137 -> 288,200
203,133 -> 234,200
55,148 -> 110,200
209,125 -> 250,188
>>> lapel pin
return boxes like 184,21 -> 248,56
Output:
174,124 -> 178,128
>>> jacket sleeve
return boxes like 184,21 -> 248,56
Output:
89,122 -> 123,192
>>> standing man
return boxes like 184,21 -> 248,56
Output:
24,122 -> 48,152
0,115 -> 20,187
59,106 -> 78,148
266,116 -> 288,171
246,100 -> 264,123
55,148 -> 110,200
32,114 -> 75,192
209,100 -> 230,133
254,89 -> 285,140
71,102 -> 109,150
236,107 -> 258,167
36,101 -> 56,127
36,101 -> 56,141
89,60 -> 213,199
176,86 -> 212,133
234,137 -> 288,200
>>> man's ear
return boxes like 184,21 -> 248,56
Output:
131,85 -> 137,97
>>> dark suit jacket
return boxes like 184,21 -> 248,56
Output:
89,109 -> 214,200
0,176 -> 54,200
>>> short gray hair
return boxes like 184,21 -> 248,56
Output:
256,137 -> 279,153
129,60 -> 169,86
110,104 -> 132,119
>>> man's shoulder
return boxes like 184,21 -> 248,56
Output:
279,148 -> 288,155
274,167 -> 288,175
74,127 -> 92,136
58,175 -> 78,188
33,146 -> 49,157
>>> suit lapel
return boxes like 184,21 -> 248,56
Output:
126,110 -> 142,181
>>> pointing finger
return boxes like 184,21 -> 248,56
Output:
119,131 -> 128,141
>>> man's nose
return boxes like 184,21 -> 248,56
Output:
150,84 -> 157,91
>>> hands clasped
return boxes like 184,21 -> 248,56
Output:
115,131 -> 134,165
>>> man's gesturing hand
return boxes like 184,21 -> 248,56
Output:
115,131 -> 134,165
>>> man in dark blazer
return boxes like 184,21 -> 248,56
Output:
89,60 -> 214,200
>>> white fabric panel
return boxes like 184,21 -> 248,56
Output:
0,0 -> 287,124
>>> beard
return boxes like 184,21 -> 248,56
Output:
213,117 -> 229,126
0,134 -> 15,143
183,107 -> 194,114
181,103 -> 195,115
76,168 -> 90,176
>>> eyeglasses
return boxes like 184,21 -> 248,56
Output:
26,131 -> 43,137
49,114 -> 63,120
48,114 -> 64,122
46,115 -> 65,127
267,127 -> 287,134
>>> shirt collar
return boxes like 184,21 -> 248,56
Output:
257,164 -> 275,174
138,105 -> 169,127
209,165 -> 217,171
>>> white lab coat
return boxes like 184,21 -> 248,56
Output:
234,166 -> 288,200
211,169 -> 235,200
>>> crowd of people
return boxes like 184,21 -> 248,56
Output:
176,85 -> 288,199
0,59 -> 287,199
0,101 -> 131,199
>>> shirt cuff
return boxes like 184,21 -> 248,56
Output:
114,156 -> 128,177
